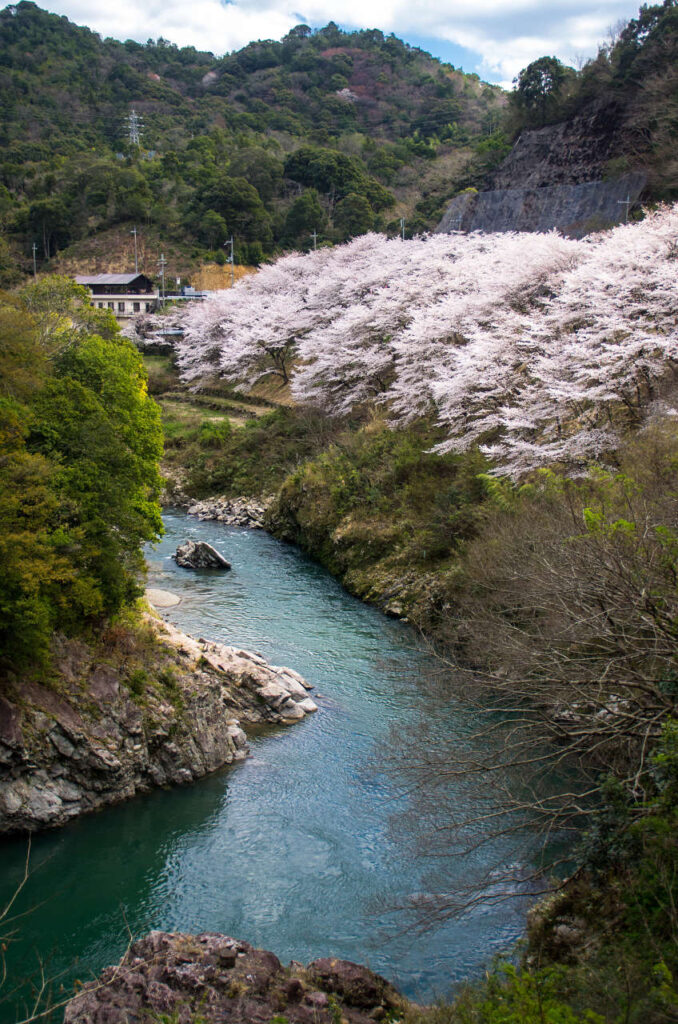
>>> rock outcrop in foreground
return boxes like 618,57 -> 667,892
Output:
0,617 -> 317,834
64,931 -> 406,1024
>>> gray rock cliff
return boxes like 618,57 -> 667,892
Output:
0,617 -> 317,834
436,100 -> 647,237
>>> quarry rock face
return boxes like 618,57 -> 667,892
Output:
488,102 -> 625,191
436,174 -> 646,238
437,100 -> 646,238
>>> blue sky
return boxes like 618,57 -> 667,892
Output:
39,0 -> 645,87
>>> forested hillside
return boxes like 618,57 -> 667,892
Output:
0,2 -> 504,277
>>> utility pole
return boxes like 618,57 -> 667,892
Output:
130,226 -> 139,273
311,229 -> 318,251
400,217 -> 406,241
224,236 -> 234,287
124,108 -> 143,148
32,242 -> 37,278
618,194 -> 631,224
157,253 -> 167,306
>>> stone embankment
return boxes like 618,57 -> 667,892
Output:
64,931 -> 406,1024
0,617 -> 317,834
187,495 -> 271,529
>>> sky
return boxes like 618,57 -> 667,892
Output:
38,0 -> 645,86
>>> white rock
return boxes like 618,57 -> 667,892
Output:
297,698 -> 318,714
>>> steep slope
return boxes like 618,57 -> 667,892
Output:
436,0 -> 678,235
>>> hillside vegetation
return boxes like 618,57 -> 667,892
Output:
0,2 -> 504,279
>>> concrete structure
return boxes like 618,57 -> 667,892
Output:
75,273 -> 158,319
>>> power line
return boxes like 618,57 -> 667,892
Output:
157,252 -> 167,305
130,226 -> 139,273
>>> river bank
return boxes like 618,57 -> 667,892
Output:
0,513 -> 530,1023
0,612 -> 316,834
181,488 -> 450,625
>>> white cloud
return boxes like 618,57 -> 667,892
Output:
40,0 -> 644,83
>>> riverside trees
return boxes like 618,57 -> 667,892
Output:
0,279 -> 163,672
178,206 -> 678,479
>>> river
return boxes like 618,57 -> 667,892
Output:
0,512 -> 530,1022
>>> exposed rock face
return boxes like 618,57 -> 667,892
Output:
488,102 -> 626,191
187,495 -> 271,529
0,618 -> 317,834
436,99 -> 647,238
174,539 -> 232,569
64,931 -> 405,1024
158,618 -> 319,725
436,173 -> 646,238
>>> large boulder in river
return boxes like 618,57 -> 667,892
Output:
174,540 -> 231,570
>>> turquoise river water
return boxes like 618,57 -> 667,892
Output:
0,512 -> 531,1022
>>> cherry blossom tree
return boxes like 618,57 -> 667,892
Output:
177,206 -> 678,477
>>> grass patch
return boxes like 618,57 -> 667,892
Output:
142,354 -> 180,395
169,405 -> 348,499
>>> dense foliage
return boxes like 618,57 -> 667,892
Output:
268,419 -> 490,619
179,206 -> 678,478
263,416 -> 678,1022
0,278 -> 163,671
163,403 -> 346,498
0,2 -> 504,272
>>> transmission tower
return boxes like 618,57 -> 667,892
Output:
124,108 -> 144,147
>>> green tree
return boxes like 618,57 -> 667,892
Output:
0,235 -> 21,287
333,192 -> 374,239
196,176 -> 272,244
23,196 -> 72,258
513,55 -> 571,124
283,189 -> 326,244
284,146 -> 365,196
228,148 -> 284,203
200,209 -> 228,249
30,334 -> 163,626
0,285 -> 163,672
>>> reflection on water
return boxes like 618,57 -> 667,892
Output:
0,513 -> 528,1022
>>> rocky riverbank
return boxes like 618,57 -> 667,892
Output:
0,615 -> 317,834
187,495 -> 272,529
64,931 -> 407,1024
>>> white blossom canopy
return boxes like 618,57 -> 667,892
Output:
177,207 -> 678,477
